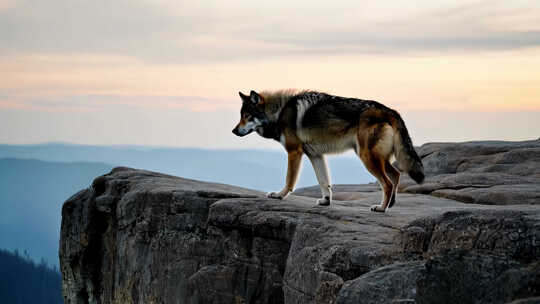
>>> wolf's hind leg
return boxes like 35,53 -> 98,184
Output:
385,161 -> 400,208
267,149 -> 303,200
356,123 -> 395,212
308,154 -> 332,206
358,150 -> 393,213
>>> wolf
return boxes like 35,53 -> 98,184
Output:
232,90 -> 424,212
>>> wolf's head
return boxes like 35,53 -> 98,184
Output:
232,90 -> 268,137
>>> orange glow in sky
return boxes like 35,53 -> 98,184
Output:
1,0 -> 539,147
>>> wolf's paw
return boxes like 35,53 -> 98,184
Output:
266,191 -> 288,200
370,205 -> 386,213
317,196 -> 331,206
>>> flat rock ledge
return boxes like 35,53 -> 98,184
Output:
296,140 -> 540,205
60,166 -> 539,304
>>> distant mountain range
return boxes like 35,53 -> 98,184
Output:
0,143 -> 372,266
0,143 -> 373,190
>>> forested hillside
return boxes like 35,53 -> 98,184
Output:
0,249 -> 62,304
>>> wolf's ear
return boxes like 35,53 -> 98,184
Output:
239,91 -> 249,102
250,90 -> 262,104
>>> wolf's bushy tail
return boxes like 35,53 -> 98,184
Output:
391,113 -> 425,184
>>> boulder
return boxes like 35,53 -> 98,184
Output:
60,169 -> 539,304
59,140 -> 540,304
402,140 -> 540,205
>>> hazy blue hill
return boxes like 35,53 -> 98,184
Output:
0,143 -> 373,191
0,158 -> 113,266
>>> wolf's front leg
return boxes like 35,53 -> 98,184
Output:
308,155 -> 332,206
267,149 -> 303,200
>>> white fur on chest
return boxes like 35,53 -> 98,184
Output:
279,134 -> 287,147
295,97 -> 318,142
295,98 -> 315,131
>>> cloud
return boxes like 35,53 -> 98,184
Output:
1,0 -> 539,63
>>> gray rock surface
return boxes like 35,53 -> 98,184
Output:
296,140 -> 540,206
336,261 -> 425,304
60,140 -> 540,304
404,140 -> 540,205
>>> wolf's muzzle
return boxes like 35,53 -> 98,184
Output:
232,127 -> 244,137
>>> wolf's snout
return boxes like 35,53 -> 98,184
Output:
232,127 -> 241,136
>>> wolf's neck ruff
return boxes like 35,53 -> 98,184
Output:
259,89 -> 307,122
257,90 -> 316,141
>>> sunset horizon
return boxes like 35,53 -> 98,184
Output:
1,0 -> 539,149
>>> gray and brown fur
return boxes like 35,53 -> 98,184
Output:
232,90 -> 424,212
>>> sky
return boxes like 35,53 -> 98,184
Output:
1,0 -> 539,150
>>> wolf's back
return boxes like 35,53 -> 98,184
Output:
391,112 -> 425,184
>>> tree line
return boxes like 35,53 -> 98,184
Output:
0,248 -> 63,304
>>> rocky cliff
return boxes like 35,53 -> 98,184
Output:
60,140 -> 540,304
